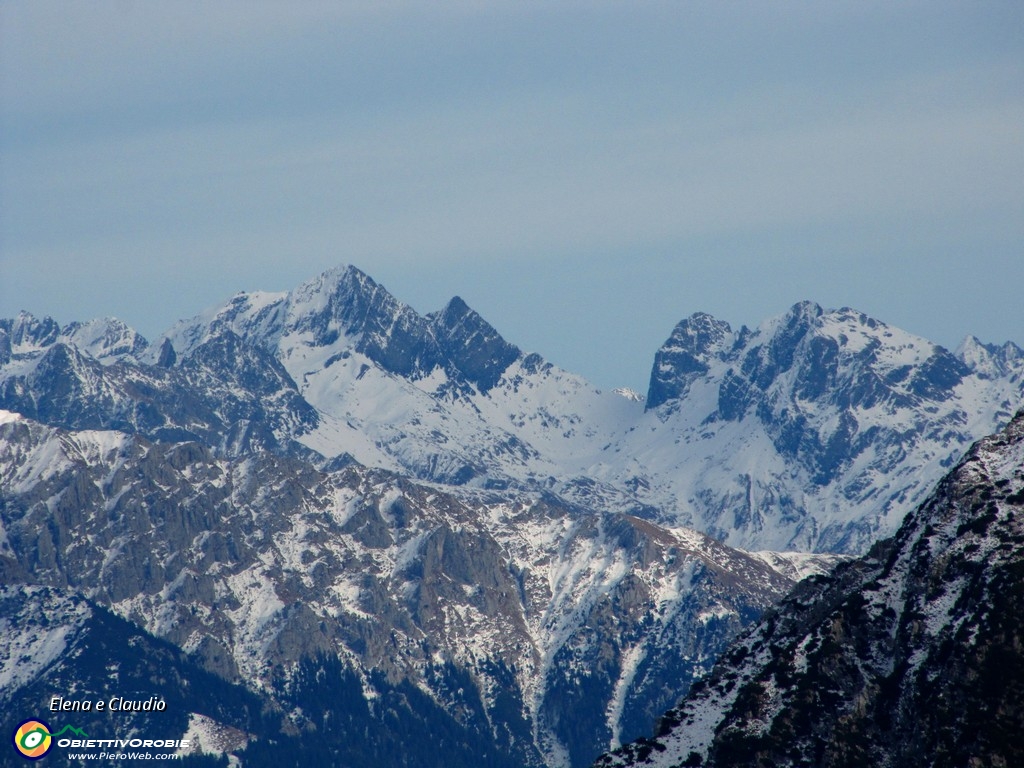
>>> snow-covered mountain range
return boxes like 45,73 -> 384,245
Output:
598,406 -> 1024,768
2,265 -> 1021,555
1,263 -> 1021,766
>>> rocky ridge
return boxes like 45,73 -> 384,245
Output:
597,408 -> 1024,768
3,266 -> 1021,555
0,410 -> 812,767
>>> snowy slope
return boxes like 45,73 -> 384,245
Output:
0,585 -> 90,695
598,408 -> 1024,768
146,266 -> 638,488
3,266 -> 1022,556
146,269 -> 1022,553
584,303 -> 1024,553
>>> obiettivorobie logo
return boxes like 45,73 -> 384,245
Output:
12,719 -> 88,760
12,716 -> 192,761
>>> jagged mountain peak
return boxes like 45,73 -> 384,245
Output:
156,289 -> 289,364
663,312 -> 735,362
627,299 -> 1023,552
2,267 -> 1023,766
646,313 -> 735,410
957,333 -> 1024,379
289,262 -> 370,302
649,300 -> 975,416
2,311 -> 61,354
300,269 -> 526,391
155,266 -> 410,362
294,263 -> 412,338
59,316 -> 149,362
778,298 -> 824,325
161,265 -> 527,393
431,294 -> 484,331
649,302 -> 856,414
427,295 -> 522,393
156,265 -> 418,368
741,300 -> 826,384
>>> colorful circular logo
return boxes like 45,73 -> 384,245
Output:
12,719 -> 52,760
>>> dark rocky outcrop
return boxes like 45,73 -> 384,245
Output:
646,313 -> 735,410
598,409 -> 1024,768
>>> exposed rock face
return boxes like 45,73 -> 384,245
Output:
646,313 -> 736,410
0,584 -> 528,768
0,326 -> 317,457
3,267 -> 1021,555
4,267 -> 1020,556
629,302 -> 1023,552
428,296 -> 522,393
597,409 -> 1024,768
1,312 -> 60,350
0,412 -> 795,767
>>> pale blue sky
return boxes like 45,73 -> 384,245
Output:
2,2 -> 1022,390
